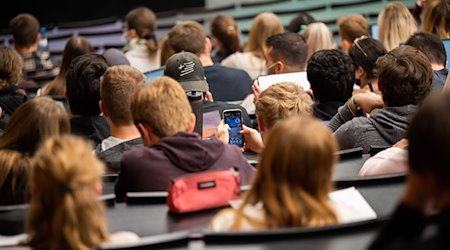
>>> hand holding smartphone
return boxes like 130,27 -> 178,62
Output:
223,109 -> 244,147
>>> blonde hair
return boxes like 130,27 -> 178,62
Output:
255,82 -> 313,130
0,150 -> 31,205
304,22 -> 337,61
100,65 -> 145,126
0,46 -> 23,89
246,12 -> 284,59
131,76 -> 192,137
0,97 -> 70,155
421,0 -> 450,39
232,117 -> 338,229
26,135 -> 109,250
378,2 -> 418,51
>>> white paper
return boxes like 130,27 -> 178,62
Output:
0,233 -> 27,247
257,72 -> 310,91
329,186 -> 377,223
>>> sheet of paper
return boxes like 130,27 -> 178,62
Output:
329,186 -> 377,223
257,72 -> 310,91
0,233 -> 27,247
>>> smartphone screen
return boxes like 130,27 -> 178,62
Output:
223,109 -> 244,147
202,110 -> 221,138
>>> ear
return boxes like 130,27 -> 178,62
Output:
99,100 -> 107,117
205,37 -> 212,54
127,28 -> 138,39
355,66 -> 364,80
136,123 -> 152,147
187,113 -> 196,133
275,61 -> 284,74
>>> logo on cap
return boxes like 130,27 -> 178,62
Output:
178,61 -> 195,77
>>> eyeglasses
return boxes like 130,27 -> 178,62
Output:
353,35 -> 368,57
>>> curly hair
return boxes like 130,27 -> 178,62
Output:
306,49 -> 355,103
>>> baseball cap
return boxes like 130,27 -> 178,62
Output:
164,51 -> 209,93
102,48 -> 130,66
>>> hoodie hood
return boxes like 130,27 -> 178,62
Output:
369,105 -> 417,144
151,132 -> 225,172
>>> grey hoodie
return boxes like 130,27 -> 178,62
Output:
328,104 -> 417,154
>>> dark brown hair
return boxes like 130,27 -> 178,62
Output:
9,13 -> 40,47
210,15 -> 241,54
376,45 -> 432,106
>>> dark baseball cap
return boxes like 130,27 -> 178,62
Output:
164,51 -> 209,92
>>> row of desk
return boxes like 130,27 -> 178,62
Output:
1,150 -> 407,249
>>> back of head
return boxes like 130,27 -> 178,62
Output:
421,0 -> 450,39
287,12 -> 316,33
168,21 -> 206,55
125,6 -> 157,39
255,82 -> 313,130
131,76 -> 192,138
377,2 -> 418,51
405,32 -> 447,66
307,49 -> 355,103
376,45 -> 432,106
240,116 -> 338,228
9,13 -> 40,48
408,91 -> 450,188
0,96 -> 70,155
60,36 -> 95,75
246,12 -> 284,58
349,36 -> 387,79
0,150 -> 31,205
27,135 -> 108,250
304,22 -> 336,60
102,48 -> 130,67
266,32 -> 308,72
101,65 -> 145,126
0,46 -> 23,89
210,15 -> 241,54
337,14 -> 370,43
66,53 -> 108,116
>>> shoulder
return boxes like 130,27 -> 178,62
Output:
209,208 -> 239,232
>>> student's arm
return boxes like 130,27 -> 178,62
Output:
359,140 -> 408,176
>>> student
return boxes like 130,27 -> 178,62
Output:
307,49 -> 355,121
328,46 -> 432,153
222,12 -> 284,80
95,65 -> 145,172
39,36 -> 95,97
210,117 -> 356,231
377,2 -> 418,51
368,90 -> 450,250
349,36 -> 387,94
123,6 -> 160,72
114,76 -> 256,201
65,53 -> 110,146
0,97 -> 70,205
303,22 -> 336,61
209,14 -> 242,63
9,13 -> 59,87
24,135 -> 138,249
405,32 -> 449,91
218,82 -> 313,154
167,20 -> 253,102
336,14 -> 370,54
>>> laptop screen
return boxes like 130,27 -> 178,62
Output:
144,67 -> 164,82
443,39 -> 450,69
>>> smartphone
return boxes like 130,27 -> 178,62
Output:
223,109 -> 244,147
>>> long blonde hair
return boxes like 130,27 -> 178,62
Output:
421,0 -> 450,39
232,117 -> 338,229
377,2 -> 418,51
246,12 -> 284,59
26,135 -> 109,250
303,22 -> 336,61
